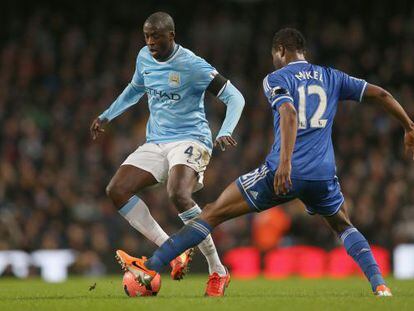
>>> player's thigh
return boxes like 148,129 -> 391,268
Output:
121,143 -> 169,184
166,141 -> 211,193
107,164 -> 158,194
201,182 -> 252,227
299,177 -> 345,217
323,201 -> 353,235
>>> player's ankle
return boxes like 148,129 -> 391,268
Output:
369,274 -> 386,292
209,265 -> 227,276
145,256 -> 163,272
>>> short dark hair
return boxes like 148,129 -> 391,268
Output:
144,12 -> 175,32
272,28 -> 306,53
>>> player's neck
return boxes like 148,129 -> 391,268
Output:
157,42 -> 178,61
284,53 -> 306,65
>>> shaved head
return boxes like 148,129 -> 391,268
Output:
143,12 -> 176,60
144,12 -> 175,32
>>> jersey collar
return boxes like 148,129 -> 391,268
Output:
151,44 -> 181,64
287,60 -> 308,66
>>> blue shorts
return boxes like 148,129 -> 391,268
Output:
235,164 -> 344,216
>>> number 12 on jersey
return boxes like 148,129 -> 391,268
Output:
297,84 -> 327,129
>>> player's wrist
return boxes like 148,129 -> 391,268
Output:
98,116 -> 109,124
403,121 -> 414,132
279,158 -> 291,165
216,132 -> 232,139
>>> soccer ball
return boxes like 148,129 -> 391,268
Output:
122,271 -> 161,297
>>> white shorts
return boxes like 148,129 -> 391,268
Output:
121,141 -> 211,192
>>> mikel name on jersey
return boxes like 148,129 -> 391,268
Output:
294,71 -> 323,83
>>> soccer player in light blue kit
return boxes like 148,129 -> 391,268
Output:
90,12 -> 244,296
116,28 -> 414,296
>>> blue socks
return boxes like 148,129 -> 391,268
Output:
145,219 -> 212,272
340,227 -> 385,291
144,221 -> 385,292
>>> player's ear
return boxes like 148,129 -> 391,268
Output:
169,31 -> 175,40
280,45 -> 285,58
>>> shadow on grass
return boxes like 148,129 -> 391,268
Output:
0,293 -> 362,301
2,291 -> 412,301
0,295 -> 124,301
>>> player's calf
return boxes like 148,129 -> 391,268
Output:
145,219 -> 213,272
324,203 -> 390,295
339,226 -> 389,294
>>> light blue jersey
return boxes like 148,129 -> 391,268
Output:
99,44 -> 244,151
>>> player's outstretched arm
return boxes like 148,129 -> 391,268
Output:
90,52 -> 146,140
90,83 -> 145,140
274,102 -> 297,195
207,75 -> 245,151
363,84 -> 414,158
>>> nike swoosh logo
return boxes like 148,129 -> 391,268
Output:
143,71 -> 151,75
132,261 -> 143,269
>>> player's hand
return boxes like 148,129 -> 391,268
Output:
90,117 -> 108,140
404,129 -> 414,160
214,135 -> 237,151
274,161 -> 292,195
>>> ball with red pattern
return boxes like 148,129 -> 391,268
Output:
122,271 -> 161,297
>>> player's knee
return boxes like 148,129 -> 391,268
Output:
168,189 -> 192,211
329,217 -> 353,235
105,182 -> 130,208
335,222 -> 354,235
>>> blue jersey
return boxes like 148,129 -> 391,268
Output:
100,44 -> 219,150
263,60 -> 367,180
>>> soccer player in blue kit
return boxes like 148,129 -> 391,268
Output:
91,12 -> 245,296
116,28 -> 414,297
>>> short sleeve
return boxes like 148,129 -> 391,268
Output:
263,74 -> 293,110
192,57 -> 218,91
337,70 -> 367,102
131,53 -> 144,87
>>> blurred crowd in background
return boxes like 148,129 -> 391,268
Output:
1,0 -> 414,275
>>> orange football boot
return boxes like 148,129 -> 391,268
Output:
374,284 -> 392,297
115,249 -> 157,286
170,248 -> 194,280
205,267 -> 231,297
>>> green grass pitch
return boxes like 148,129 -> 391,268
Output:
0,275 -> 413,311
